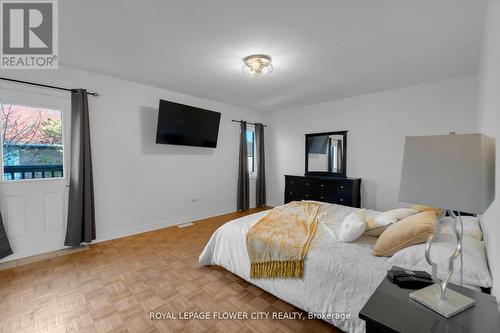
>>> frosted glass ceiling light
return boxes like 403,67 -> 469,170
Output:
242,54 -> 273,77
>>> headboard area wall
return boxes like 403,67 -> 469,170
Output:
266,74 -> 478,212
478,0 -> 500,306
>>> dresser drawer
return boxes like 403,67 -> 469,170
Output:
287,177 -> 314,190
316,181 -> 352,194
285,189 -> 309,203
285,188 -> 313,201
286,177 -> 304,190
316,192 -> 352,206
316,193 -> 329,202
333,193 -> 353,206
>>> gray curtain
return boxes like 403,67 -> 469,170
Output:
255,123 -> 266,207
64,89 -> 96,246
0,214 -> 13,259
237,121 -> 249,211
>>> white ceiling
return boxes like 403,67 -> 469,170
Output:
60,0 -> 487,111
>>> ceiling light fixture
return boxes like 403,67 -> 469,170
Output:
242,54 -> 273,77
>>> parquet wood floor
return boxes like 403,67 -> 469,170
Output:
0,207 -> 340,333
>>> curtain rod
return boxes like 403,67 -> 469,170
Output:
231,119 -> 267,127
0,77 -> 100,97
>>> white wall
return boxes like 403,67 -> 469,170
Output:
0,66 -> 265,255
267,75 -> 478,209
478,0 -> 500,303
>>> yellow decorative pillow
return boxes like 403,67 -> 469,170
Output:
410,204 -> 442,216
373,211 -> 436,257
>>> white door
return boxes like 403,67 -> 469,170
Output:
0,85 -> 71,262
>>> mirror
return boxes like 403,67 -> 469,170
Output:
305,131 -> 347,177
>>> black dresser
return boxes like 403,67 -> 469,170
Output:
284,175 -> 361,207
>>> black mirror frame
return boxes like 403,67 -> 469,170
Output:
305,130 -> 347,178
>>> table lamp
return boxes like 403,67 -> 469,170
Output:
399,133 -> 495,318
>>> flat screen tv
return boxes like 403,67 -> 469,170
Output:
155,99 -> 221,148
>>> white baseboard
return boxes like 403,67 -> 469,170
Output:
177,222 -> 194,228
94,205 -> 241,243
1,204 -> 257,265
0,246 -> 89,271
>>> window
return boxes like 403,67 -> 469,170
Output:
246,126 -> 255,174
1,102 -> 64,181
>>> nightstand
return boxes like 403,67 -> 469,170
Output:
359,267 -> 500,333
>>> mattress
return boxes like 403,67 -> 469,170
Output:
199,203 -> 393,333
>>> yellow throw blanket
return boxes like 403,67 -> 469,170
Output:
246,201 -> 321,279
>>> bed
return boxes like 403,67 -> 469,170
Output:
199,203 -> 391,333
199,202 -> 492,333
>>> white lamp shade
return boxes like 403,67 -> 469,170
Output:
399,134 -> 495,214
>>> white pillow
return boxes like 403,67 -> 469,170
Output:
365,208 -> 417,236
338,209 -> 367,242
389,208 -> 419,220
439,216 -> 482,241
388,235 -> 492,288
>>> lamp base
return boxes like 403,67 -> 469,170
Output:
409,284 -> 475,318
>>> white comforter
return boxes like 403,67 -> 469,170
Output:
199,203 -> 393,333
